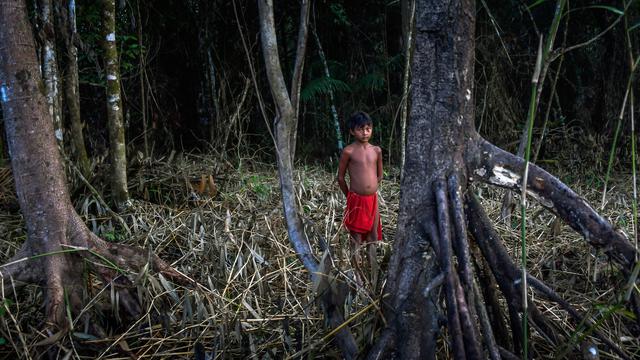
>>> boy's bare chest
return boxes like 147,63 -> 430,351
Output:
349,148 -> 377,167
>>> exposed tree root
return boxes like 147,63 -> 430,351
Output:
466,192 -> 630,359
314,252 -> 358,359
0,211 -> 193,334
472,247 -> 510,350
378,164 -> 634,358
435,178 -> 482,359
472,279 -> 501,360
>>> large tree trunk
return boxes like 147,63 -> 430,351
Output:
374,1 -> 477,358
55,0 -> 92,178
101,0 -> 129,207
369,1 -> 637,359
0,0 -> 186,332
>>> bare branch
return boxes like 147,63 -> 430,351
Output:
257,0 -> 293,119
289,0 -> 309,117
469,138 -> 637,268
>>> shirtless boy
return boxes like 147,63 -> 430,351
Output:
337,111 -> 383,287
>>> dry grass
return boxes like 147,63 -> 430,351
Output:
0,149 -> 637,359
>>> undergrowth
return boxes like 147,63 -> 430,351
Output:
0,147 -> 636,358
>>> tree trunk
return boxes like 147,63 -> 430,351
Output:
399,0 -> 415,179
39,0 -> 65,147
258,0 -> 357,358
55,0 -> 92,178
136,0 -> 149,158
374,1 -> 477,358
101,0 -> 129,207
370,1 -> 637,359
0,0 -> 186,332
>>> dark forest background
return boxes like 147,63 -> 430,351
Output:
1,1 -> 640,358
1,0 -> 634,171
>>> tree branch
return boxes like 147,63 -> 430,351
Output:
289,0 -> 309,117
257,0 -> 293,120
469,138 -> 637,269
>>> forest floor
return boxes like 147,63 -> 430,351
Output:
0,151 -> 637,359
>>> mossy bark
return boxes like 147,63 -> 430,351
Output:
39,0 -> 64,147
101,0 -> 129,207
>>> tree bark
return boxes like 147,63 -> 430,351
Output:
372,0 -> 637,358
39,0 -> 65,147
0,0 -> 187,332
101,0 -> 129,207
55,0 -> 92,178
378,1 -> 476,358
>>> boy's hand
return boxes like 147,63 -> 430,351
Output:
337,146 -> 351,196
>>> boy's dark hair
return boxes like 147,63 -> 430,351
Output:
348,111 -> 372,130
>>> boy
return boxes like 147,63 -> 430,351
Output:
337,111 -> 383,287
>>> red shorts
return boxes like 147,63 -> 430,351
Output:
344,191 -> 382,241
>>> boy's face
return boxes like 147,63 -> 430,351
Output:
350,123 -> 373,143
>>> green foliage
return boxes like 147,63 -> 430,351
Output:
353,71 -> 385,92
0,298 -> 12,346
0,298 -> 11,317
101,229 -> 126,242
584,5 -> 624,16
76,1 -> 142,84
245,175 -> 272,200
76,2 -> 104,85
118,34 -> 142,73
329,3 -> 351,26
527,0 -> 551,10
301,76 -> 352,103
557,302 -> 635,358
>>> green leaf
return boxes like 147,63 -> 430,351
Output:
354,71 -> 386,92
585,5 -> 624,15
329,3 -> 351,26
528,0 -> 550,10
73,332 -> 99,340
301,77 -> 351,102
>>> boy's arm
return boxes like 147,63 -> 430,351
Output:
337,148 -> 350,196
376,146 -> 383,183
